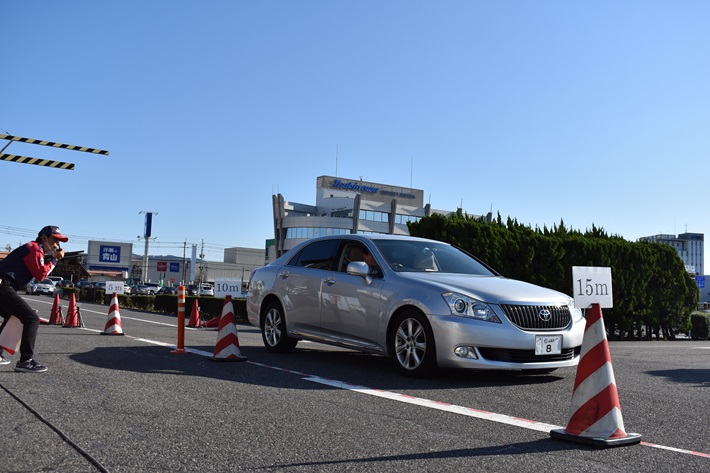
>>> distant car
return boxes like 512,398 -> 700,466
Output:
123,284 -> 132,295
186,284 -> 199,296
94,281 -> 106,290
158,286 -> 178,295
198,284 -> 214,296
75,280 -> 93,289
247,234 -> 586,376
56,279 -> 74,288
47,276 -> 63,285
131,285 -> 156,295
25,279 -> 55,295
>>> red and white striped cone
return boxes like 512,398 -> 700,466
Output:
63,293 -> 81,328
101,293 -> 125,336
550,304 -> 641,448
48,293 -> 64,325
208,296 -> 247,362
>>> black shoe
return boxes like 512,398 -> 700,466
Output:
14,359 -> 48,373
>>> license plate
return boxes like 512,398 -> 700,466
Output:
535,335 -> 562,355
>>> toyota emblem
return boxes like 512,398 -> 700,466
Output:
538,309 -> 552,322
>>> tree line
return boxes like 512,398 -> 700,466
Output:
408,212 -> 699,340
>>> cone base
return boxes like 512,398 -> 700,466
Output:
101,332 -> 125,336
208,355 -> 248,362
550,429 -> 641,448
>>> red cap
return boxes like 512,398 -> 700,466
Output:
38,225 -> 69,242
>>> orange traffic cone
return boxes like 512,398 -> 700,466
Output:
187,300 -> 201,327
39,316 -> 50,325
48,293 -> 64,325
101,293 -> 125,335
63,293 -> 81,328
550,304 -> 641,448
202,315 -> 220,328
208,296 -> 247,362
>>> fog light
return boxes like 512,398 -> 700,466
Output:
454,346 -> 478,359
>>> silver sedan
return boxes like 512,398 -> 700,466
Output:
247,234 -> 585,377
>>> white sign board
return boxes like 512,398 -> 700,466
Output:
106,280 -> 125,295
214,278 -> 243,297
572,266 -> 613,309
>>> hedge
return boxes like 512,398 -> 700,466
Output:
690,313 -> 710,340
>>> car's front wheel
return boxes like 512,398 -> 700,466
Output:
261,300 -> 298,353
389,309 -> 437,377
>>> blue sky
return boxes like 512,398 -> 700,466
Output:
2,1 -> 709,270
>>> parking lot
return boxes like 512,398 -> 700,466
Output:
1,295 -> 708,472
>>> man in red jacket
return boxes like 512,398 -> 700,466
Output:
0,225 -> 67,372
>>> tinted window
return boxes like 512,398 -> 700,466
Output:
287,239 -> 340,271
373,240 -> 496,275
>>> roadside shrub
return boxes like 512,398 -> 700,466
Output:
690,312 -> 710,340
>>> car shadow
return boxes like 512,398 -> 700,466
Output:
646,369 -> 710,387
69,343 -> 568,392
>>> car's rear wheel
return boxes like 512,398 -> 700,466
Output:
390,310 -> 437,377
261,300 -> 298,353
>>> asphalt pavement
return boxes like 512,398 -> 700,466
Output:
1,295 -> 709,473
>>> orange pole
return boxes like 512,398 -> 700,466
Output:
171,285 -> 187,354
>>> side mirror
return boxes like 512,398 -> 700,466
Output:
346,261 -> 370,278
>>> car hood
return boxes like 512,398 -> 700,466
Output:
397,273 -> 571,305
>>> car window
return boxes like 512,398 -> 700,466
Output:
287,239 -> 340,271
373,240 -> 496,275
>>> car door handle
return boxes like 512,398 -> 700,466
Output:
324,276 -> 336,286
278,270 -> 289,279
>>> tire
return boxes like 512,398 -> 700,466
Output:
261,300 -> 298,353
389,309 -> 437,377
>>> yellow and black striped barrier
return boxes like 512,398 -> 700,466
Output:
0,153 -> 75,170
0,134 -> 109,155
1,133 -> 109,170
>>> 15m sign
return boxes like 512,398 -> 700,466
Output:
572,266 -> 613,309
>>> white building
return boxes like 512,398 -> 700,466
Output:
639,233 -> 704,275
271,175 -> 478,258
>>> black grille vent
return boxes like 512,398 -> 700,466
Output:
478,346 -> 581,363
500,304 -> 571,331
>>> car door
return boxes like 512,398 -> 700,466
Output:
319,240 -> 385,352
278,238 -> 340,337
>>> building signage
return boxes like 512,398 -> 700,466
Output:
331,179 -> 379,194
100,245 -> 121,263
157,261 -> 167,272
170,262 -> 180,273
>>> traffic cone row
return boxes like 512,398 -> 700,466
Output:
208,295 -> 247,362
550,304 -> 641,448
101,293 -> 125,335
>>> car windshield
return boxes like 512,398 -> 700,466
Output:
372,239 -> 496,275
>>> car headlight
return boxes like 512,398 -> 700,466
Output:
442,292 -> 501,323
569,300 -> 584,322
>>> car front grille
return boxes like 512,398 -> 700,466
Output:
478,346 -> 581,363
499,304 -> 572,331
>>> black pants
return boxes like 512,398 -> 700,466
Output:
0,284 -> 39,361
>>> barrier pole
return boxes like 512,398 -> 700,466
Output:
171,286 -> 187,354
